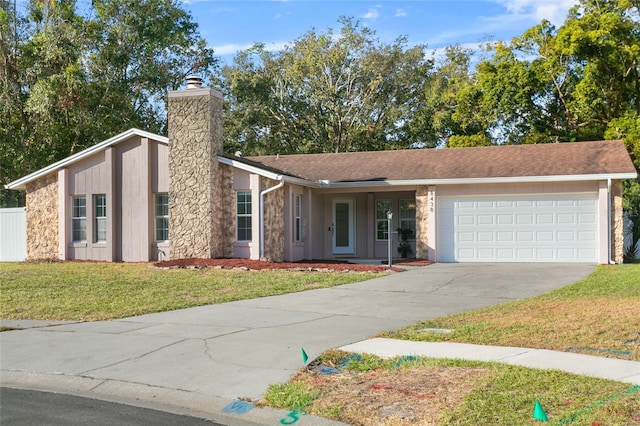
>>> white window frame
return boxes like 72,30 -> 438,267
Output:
72,195 -> 87,243
399,199 -> 416,239
94,194 -> 107,243
375,199 -> 392,241
294,194 -> 302,242
155,193 -> 169,242
236,191 -> 252,241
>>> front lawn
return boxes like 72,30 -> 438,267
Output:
382,264 -> 640,361
264,351 -> 640,425
0,262 -> 380,321
262,265 -> 640,424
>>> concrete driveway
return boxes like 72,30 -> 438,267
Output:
1,263 -> 594,422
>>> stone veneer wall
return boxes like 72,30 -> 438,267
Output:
415,186 -> 429,259
262,178 -> 285,262
25,174 -> 59,260
168,88 -> 223,259
612,180 -> 624,264
220,164 -> 236,258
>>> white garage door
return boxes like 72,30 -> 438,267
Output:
437,194 -> 598,262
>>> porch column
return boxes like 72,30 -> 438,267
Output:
415,186 -> 429,260
611,180 -> 624,264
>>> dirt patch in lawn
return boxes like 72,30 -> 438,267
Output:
289,365 -> 488,425
155,258 -> 432,273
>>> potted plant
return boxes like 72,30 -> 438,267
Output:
396,227 -> 414,258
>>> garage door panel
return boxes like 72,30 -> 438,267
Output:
557,231 -> 575,241
497,215 -> 513,224
537,214 -> 554,224
579,248 -> 597,259
517,214 -> 534,224
516,248 -> 534,259
458,215 -> 475,225
517,231 -> 534,241
579,213 -> 596,224
557,213 -> 575,224
496,248 -> 514,259
437,194 -> 598,262
579,231 -> 596,241
536,248 -> 554,259
458,232 -> 475,242
477,215 -> 493,225
537,231 -> 554,241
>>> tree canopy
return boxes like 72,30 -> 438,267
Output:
219,18 -> 435,155
2,0 -> 639,210
0,0 -> 216,205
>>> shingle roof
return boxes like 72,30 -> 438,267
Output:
245,140 -> 637,183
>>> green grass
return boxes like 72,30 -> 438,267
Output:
264,351 -> 640,425
382,264 -> 640,360
444,364 -> 639,426
0,262 -> 380,321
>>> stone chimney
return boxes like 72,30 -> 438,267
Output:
167,77 -> 223,259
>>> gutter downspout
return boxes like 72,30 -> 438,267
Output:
608,178 -> 615,264
260,177 -> 284,260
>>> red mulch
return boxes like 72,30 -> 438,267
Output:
154,258 -> 432,272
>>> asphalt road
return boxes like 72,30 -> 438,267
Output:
0,387 -> 226,426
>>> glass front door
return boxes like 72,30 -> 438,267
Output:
332,199 -> 354,254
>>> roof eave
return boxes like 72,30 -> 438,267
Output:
317,172 -> 638,188
5,129 -> 167,191
215,157 -> 637,189
217,156 -> 320,187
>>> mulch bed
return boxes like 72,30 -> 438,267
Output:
154,258 -> 432,273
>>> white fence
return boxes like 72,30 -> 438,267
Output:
0,208 -> 27,262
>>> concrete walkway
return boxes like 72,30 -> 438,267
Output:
4,263 -> 636,425
341,338 -> 640,385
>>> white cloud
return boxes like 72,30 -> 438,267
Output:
424,0 -> 576,48
493,0 -> 577,26
395,8 -> 407,18
362,8 -> 380,20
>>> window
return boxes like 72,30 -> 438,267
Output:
376,200 -> 392,240
399,199 -> 416,239
294,194 -> 302,242
237,191 -> 252,241
94,194 -> 106,243
155,193 -> 169,242
72,196 -> 86,242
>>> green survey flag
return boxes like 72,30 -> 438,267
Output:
533,400 -> 548,422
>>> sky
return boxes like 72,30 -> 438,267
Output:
183,0 -> 579,63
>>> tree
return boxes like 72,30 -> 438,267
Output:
0,0 -> 217,206
220,18 -> 434,155
421,44 -> 483,146
437,0 -> 639,145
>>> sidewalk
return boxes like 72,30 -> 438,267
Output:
340,338 -> 640,385
2,332 -> 638,425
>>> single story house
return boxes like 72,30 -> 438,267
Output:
6,79 -> 638,264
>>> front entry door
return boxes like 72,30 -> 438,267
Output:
333,199 -> 354,254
